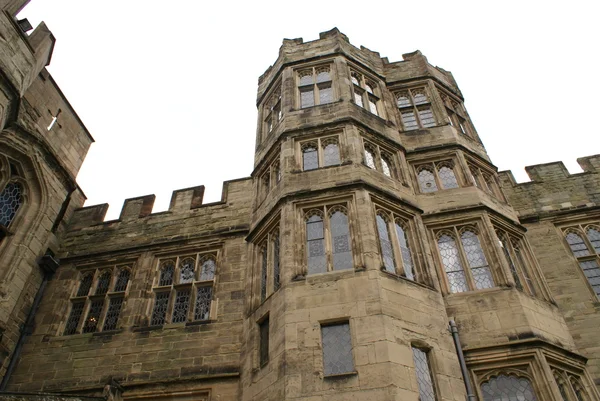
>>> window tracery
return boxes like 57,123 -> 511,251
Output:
150,253 -> 216,326
305,205 -> 353,274
467,162 -> 504,200
362,140 -> 399,179
263,84 -> 282,137
350,70 -> 380,116
375,210 -> 416,280
300,136 -> 341,171
496,230 -> 537,296
440,92 -> 475,138
64,265 -> 131,335
298,65 -> 334,108
416,161 -> 460,193
259,156 -> 281,202
480,374 -> 538,401
396,88 -> 436,130
562,223 -> 600,299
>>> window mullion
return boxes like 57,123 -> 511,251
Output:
433,163 -> 443,190
324,207 -> 333,272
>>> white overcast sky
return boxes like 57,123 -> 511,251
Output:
19,1 -> 600,220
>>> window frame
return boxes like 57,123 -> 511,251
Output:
320,321 -> 356,377
258,156 -> 282,203
411,346 -> 438,401
64,264 -> 132,335
256,225 -> 281,303
296,64 -> 335,109
466,159 -> 505,201
414,159 -> 461,193
262,83 -> 282,139
561,223 -> 600,300
374,208 -> 419,281
258,315 -> 270,368
149,252 -> 218,326
362,138 -> 400,180
434,224 -> 497,294
495,229 -> 538,297
0,160 -> 28,242
302,203 -> 356,275
298,135 -> 342,172
350,68 -> 382,118
395,87 -> 437,131
439,89 -> 476,139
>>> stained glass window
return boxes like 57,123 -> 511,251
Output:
306,213 -> 326,274
151,292 -> 170,326
322,323 -> 354,375
82,299 -> 104,333
259,317 -> 269,366
77,273 -> 93,297
0,181 -> 23,228
330,209 -> 353,271
172,289 -> 191,323
103,297 -> 123,331
461,230 -> 494,289
376,213 -> 395,273
64,302 -> 84,335
481,374 -> 538,401
179,257 -> 195,284
412,347 -> 436,401
114,268 -> 130,292
159,261 -> 175,286
418,167 -> 438,193
438,234 -> 468,293
95,271 -> 111,295
194,286 -> 212,321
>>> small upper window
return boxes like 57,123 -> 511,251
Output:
362,140 -> 399,180
263,84 -> 282,137
351,70 -> 380,116
321,322 -> 354,376
300,136 -> 341,171
396,88 -> 436,131
441,92 -> 475,138
298,66 -> 334,108
468,162 -> 504,200
563,224 -> 600,299
416,161 -> 459,193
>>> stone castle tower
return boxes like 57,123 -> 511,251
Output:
0,5 -> 599,401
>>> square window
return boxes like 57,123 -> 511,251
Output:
321,322 -> 354,376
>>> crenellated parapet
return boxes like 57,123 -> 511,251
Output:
499,154 -> 600,219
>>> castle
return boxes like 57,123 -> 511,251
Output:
0,1 -> 599,400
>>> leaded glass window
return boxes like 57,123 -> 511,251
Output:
563,224 -> 600,299
481,374 -> 538,401
376,213 -> 395,273
418,167 -> 438,193
65,265 -> 132,335
396,88 -> 436,131
298,65 -> 333,108
301,136 -> 341,171
305,205 -> 354,275
259,317 -> 269,367
260,244 -> 268,301
441,92 -> 475,139
412,347 -> 436,401
375,210 -> 417,280
302,143 -> 318,171
438,233 -> 468,293
364,146 -> 376,169
461,229 -> 494,289
363,140 -> 399,180
416,161 -> 462,193
322,139 -> 340,167
321,322 -> 354,376
0,181 -> 23,228
437,164 -> 459,189
159,261 -> 175,286
351,70 -> 380,117
151,253 -> 217,325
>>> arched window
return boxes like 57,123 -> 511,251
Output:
564,226 -> 600,299
350,70 -> 380,116
159,261 -> 175,286
418,167 -> 438,193
77,272 -> 94,297
95,271 -> 112,295
322,138 -> 340,167
396,88 -> 435,130
585,225 -> 600,253
0,181 -> 23,228
461,229 -> 494,290
553,371 -> 570,401
302,142 -> 319,171
437,164 -> 459,189
260,243 -> 268,301
306,211 -> 326,274
570,377 -> 587,401
298,65 -> 333,108
381,153 -> 393,178
566,231 -> 590,257
364,145 -> 376,169
438,233 -> 468,293
376,212 -> 395,273
179,257 -> 195,284
329,207 -> 353,270
480,374 -> 538,401
113,268 -> 130,292
396,220 -> 415,280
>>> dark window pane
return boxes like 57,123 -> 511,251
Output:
412,347 -> 436,401
261,245 -> 268,301
172,289 -> 190,323
200,257 -> 216,281
322,323 -> 354,375
481,375 -> 538,401
259,317 -> 269,366
376,214 -> 395,273
330,210 -> 353,270
0,181 -> 23,227
102,297 -> 123,331
151,292 -> 170,326
96,272 -> 111,295
273,233 -> 281,291
438,234 -> 467,293
114,269 -> 130,292
194,286 -> 212,321
303,145 -> 318,171
64,302 -> 84,335
179,257 -> 195,284
77,273 -> 93,297
159,261 -> 175,286
82,299 -> 104,333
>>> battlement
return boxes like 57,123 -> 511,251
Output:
68,179 -> 249,230
499,155 -> 600,219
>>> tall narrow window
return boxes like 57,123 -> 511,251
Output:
563,225 -> 600,298
480,374 -> 538,401
257,226 -> 282,301
273,232 -> 281,291
260,244 -> 268,301
396,88 -> 436,131
259,316 -> 269,367
305,205 -> 354,275
263,84 -> 282,137
441,92 -> 474,139
412,347 -> 436,401
438,233 -> 468,293
351,70 -> 380,116
300,136 -> 341,171
461,229 -> 494,290
364,145 -> 376,169
151,254 -> 216,325
0,181 -> 23,229
415,161 -> 460,193
65,265 -> 131,335
298,66 -> 333,108
321,322 -> 354,376
375,210 -> 417,280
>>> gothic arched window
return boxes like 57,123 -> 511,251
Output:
480,374 -> 538,401
95,271 -> 112,295
417,167 -> 438,193
0,181 -> 24,229
437,232 -> 467,293
375,210 -> 417,280
416,160 -> 462,193
113,268 -> 131,292
563,225 -> 600,299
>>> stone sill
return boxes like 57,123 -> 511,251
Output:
323,371 -> 358,379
